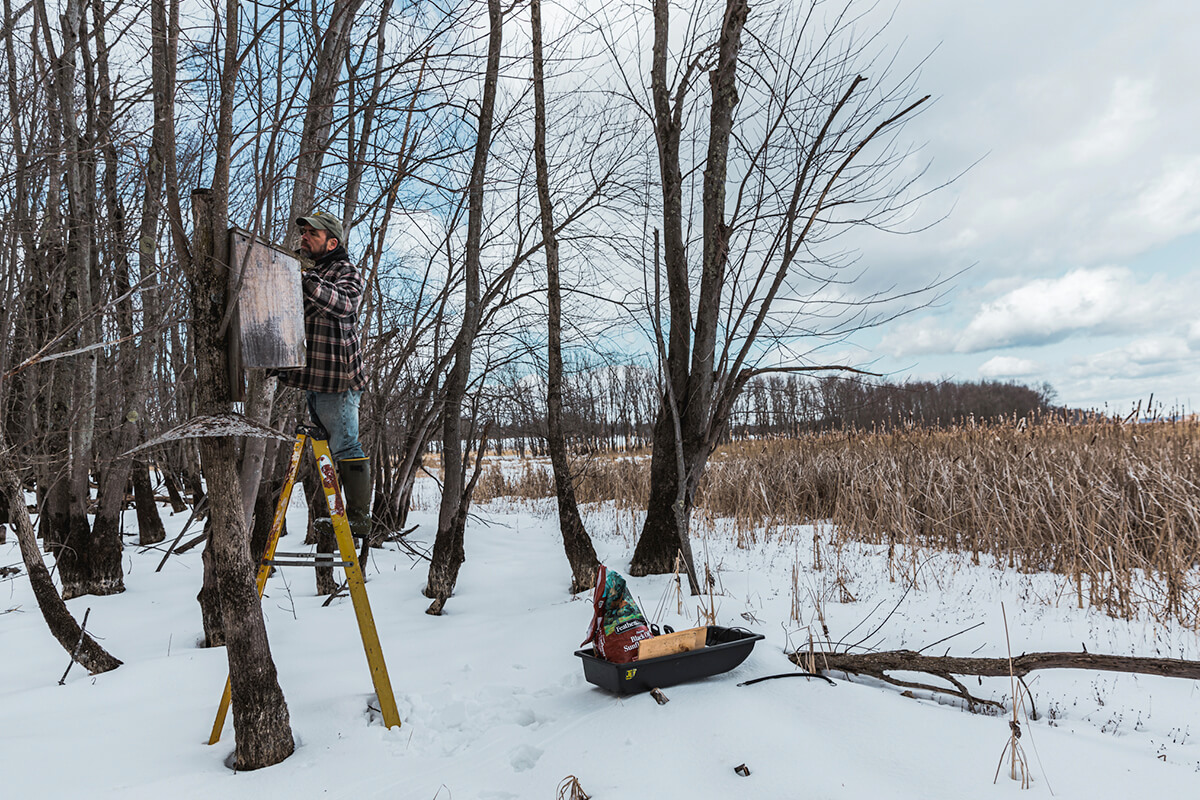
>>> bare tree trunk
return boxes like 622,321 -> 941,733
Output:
144,0 -> 227,648
90,0 -> 164,556
342,0 -> 392,227
126,0 -> 173,547
1,445 -> 121,674
197,519 -> 224,646
162,465 -> 188,513
288,0 -> 366,228
424,0 -> 502,614
1,0 -> 36,469
132,462 -> 166,544
629,0 -> 697,579
805,648 -> 1200,681
631,0 -> 746,579
180,0 -> 293,766
250,402 -> 298,561
37,0 -> 120,598
24,9 -> 68,537
635,230 -> 701,592
627,0 -> 933,576
530,0 -> 599,595
190,189 -> 294,769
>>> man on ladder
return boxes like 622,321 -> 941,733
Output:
209,212 -> 399,744
276,210 -> 372,544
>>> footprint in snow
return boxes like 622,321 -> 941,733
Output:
509,743 -> 543,772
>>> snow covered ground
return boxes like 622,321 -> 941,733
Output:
3,479 -> 1199,799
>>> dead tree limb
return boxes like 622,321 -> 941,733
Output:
804,649 -> 1200,680
796,649 -> 1200,711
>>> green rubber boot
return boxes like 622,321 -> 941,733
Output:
338,457 -> 373,543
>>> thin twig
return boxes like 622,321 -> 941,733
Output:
917,621 -> 985,655
58,607 -> 92,685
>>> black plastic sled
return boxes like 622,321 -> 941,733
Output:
575,625 -> 764,695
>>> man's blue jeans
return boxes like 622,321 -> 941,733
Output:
307,390 -> 365,460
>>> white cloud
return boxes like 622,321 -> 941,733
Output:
1070,336 -> 1195,381
957,266 -> 1161,352
878,317 -> 960,357
1067,77 -> 1155,164
1188,321 -> 1200,350
979,356 -> 1038,379
1131,155 -> 1200,241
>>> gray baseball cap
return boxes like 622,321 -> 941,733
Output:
296,210 -> 344,243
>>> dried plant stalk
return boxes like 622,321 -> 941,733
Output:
472,415 -> 1200,628
557,775 -> 590,800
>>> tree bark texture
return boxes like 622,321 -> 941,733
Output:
530,0 -> 599,596
89,0 -> 154,556
162,466 -> 188,514
288,0 -> 366,227
122,0 -> 172,548
799,647 -> 1200,711
133,462 -> 167,545
631,412 -> 701,577
190,186 -> 293,770
197,518 -> 225,647
0,486 -> 8,543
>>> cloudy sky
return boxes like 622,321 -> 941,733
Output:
842,0 -> 1200,413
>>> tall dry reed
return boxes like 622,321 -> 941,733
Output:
475,452 -> 650,510
471,417 -> 1200,628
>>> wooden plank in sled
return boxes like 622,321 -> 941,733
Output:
638,626 -> 707,660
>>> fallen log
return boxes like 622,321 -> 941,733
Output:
803,649 -> 1200,680
793,649 -> 1200,713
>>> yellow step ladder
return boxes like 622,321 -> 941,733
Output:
208,425 -> 401,744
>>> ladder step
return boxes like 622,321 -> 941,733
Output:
262,555 -> 353,568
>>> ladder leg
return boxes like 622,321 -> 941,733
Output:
208,434 -> 308,745
254,435 -> 308,592
209,679 -> 233,746
312,438 -> 402,730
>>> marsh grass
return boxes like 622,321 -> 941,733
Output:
471,416 -> 1200,628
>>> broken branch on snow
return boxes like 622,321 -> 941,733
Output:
796,649 -> 1200,712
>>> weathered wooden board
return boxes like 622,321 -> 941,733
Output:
638,626 -> 707,660
228,228 -> 305,369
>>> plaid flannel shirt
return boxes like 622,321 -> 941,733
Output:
277,246 -> 367,393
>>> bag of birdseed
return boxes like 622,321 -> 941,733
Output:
581,565 -> 653,663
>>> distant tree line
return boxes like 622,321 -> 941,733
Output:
479,370 -> 1058,451
730,376 -> 1058,435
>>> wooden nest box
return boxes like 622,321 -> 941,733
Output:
226,228 -> 305,398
